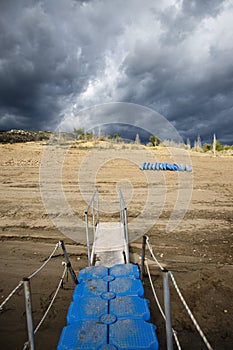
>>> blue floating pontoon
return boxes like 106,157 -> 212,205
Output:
57,190 -> 159,350
57,264 -> 159,350
109,277 -> 144,297
73,278 -> 108,299
110,264 -> 140,279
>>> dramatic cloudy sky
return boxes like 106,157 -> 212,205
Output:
0,0 -> 232,143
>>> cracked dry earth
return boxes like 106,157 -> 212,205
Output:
0,142 -> 232,349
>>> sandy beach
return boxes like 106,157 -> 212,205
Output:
0,142 -> 232,349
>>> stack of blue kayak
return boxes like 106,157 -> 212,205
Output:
57,264 -> 159,350
140,162 -> 192,172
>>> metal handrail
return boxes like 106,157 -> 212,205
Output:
85,188 -> 129,265
118,189 -> 130,263
86,188 -> 99,212
85,188 -> 99,266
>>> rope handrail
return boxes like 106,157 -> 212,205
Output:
22,263 -> 67,350
169,272 -> 213,350
144,236 -> 213,350
22,340 -> 29,350
34,262 -> 67,334
145,260 -> 181,350
0,242 -> 60,312
28,242 -> 60,279
145,235 -> 164,271
0,281 -> 23,311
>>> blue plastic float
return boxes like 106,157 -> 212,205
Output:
140,162 -> 192,172
57,264 -> 159,350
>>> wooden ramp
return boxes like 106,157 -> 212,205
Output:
92,222 -> 127,267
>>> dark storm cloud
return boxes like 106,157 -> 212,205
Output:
0,0 -> 232,144
117,0 -> 233,143
0,0 -> 123,130
0,1 -> 80,130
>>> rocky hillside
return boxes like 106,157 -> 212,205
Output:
0,130 -> 51,143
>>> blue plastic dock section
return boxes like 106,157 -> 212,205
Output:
57,263 -> 159,350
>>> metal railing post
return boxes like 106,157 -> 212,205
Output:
23,278 -> 35,350
118,189 -> 130,264
96,188 -> 99,224
85,211 -> 91,266
85,189 -> 99,267
122,199 -> 124,224
59,240 -> 77,284
92,198 -> 95,234
120,204 -> 123,224
162,269 -> 174,350
140,235 -> 147,280
124,208 -> 130,263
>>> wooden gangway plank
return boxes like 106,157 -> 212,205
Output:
92,222 -> 127,266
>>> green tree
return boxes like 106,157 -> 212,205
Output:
73,128 -> 85,139
215,140 -> 224,151
202,143 -> 212,152
85,132 -> 93,140
150,135 -> 160,146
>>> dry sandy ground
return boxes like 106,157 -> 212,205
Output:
0,141 -> 232,349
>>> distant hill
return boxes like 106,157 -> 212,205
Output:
0,130 -> 52,143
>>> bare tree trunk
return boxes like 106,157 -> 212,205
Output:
135,133 -> 140,144
213,133 -> 216,157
